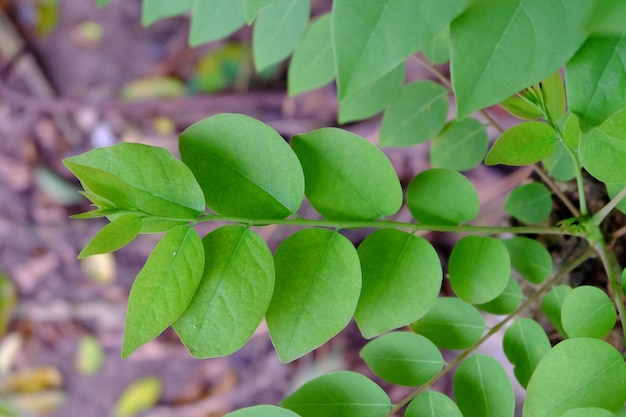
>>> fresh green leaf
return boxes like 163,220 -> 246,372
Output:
122,226 -> 204,358
606,183 -> 626,214
450,0 -> 589,117
226,405 -> 300,417
96,0 -> 116,7
114,377 -> 162,417
291,128 -> 402,221
406,168 -> 480,225
454,354 -> 515,417
411,297 -> 485,350
423,27 -> 451,65
243,0 -> 276,24
332,0 -> 468,100
500,94 -> 543,120
586,0 -> 626,35
541,285 -> 572,338
355,229 -> 442,338
360,332 -> 444,386
502,237 -> 552,284
379,81 -> 449,146
288,14 -> 335,96
174,226 -> 274,358
253,0 -> 310,71
567,36 -> 626,132
78,214 -> 142,259
561,285 -> 617,339
542,141 -> 577,182
266,229 -> 361,362
338,63 -> 405,124
189,0 -> 245,46
563,113 -> 582,152
541,71 -> 566,122
581,108 -> 626,183
503,318 -> 551,388
141,0 -> 193,26
449,236 -> 510,304
280,371 -> 391,417
524,338 -> 626,417
430,117 -> 489,171
560,408 -> 618,417
475,275 -> 523,315
485,122 -> 556,166
179,113 -> 304,219
505,183 -> 553,224
405,391 -> 463,417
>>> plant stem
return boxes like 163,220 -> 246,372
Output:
592,185 -> 626,226
593,241 -> 626,346
384,246 -> 597,417
532,164 -> 580,217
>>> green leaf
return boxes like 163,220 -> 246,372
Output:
266,229 -> 361,362
122,226 -> 204,358
607,183 -> 626,214
411,297 -> 485,350
332,0 -> 468,100
586,0 -> 626,35
252,0 -> 310,71
355,229 -> 442,338
541,284 -> 572,338
243,0 -> 276,24
406,168 -> 480,225
475,275 -> 523,315
338,63 -> 404,124
561,286 -> 617,339
542,141 -> 577,182
141,0 -> 193,26
179,113 -> 304,219
560,408 -> 618,417
173,226 -> 274,358
226,405 -> 301,417
114,377 -> 162,417
563,113 -> 582,152
485,122 -> 556,166
450,0 -> 589,117
500,94 -> 543,120
189,0 -> 245,46
291,128 -> 402,221
406,391 -> 463,417
503,318 -> 551,388
75,335 -> 104,375
502,237 -> 552,284
541,71 -> 566,122
379,81 -> 448,146
423,27 -> 451,65
505,182 -> 552,224
454,354 -> 515,417
96,0 -> 116,7
280,371 -> 391,417
78,214 -> 142,259
360,332 -> 444,386
524,338 -> 626,417
581,108 -> 626,183
449,236 -> 510,304
430,117 -> 489,171
566,36 -> 626,132
288,14 -> 335,96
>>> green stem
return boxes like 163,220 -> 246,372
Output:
384,246 -> 596,417
551,123 -> 588,217
593,240 -> 626,346
592,185 -> 626,226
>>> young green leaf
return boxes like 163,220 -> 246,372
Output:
360,332 -> 444,386
566,36 -> 626,132
561,286 -> 617,339
449,236 -> 510,304
179,113 -> 304,219
280,371 -> 391,417
379,81 -> 449,147
78,214 -> 142,259
450,0 -> 588,117
243,0 -> 276,24
141,0 -> 193,26
114,377 -> 162,417
253,0 -> 310,71
581,108 -> 626,183
524,339 -> 626,417
505,183 -> 552,224
563,113 -> 582,152
423,26 -> 451,65
173,226 -> 274,358
430,117 -> 489,171
332,0 -> 468,100
406,168 -> 480,225
503,318 -> 551,388
189,0 -> 245,46
225,405 -> 301,417
338,63 -> 404,124
122,226 -> 204,358
288,14 -> 335,96
485,122 -> 556,166
559,408 -> 618,417
405,391 -> 463,417
500,94 -> 543,120
475,275 -> 523,315
266,229 -> 361,362
454,354 -> 515,417
355,229 -> 442,338
541,285 -> 572,338
541,71 -> 566,122
502,237 -> 552,284
585,0 -> 626,35
606,183 -> 626,214
411,297 -> 485,350
291,128 -> 402,221
542,141 -> 576,182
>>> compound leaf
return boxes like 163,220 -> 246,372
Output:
122,226 -> 204,358
503,318 -> 551,388
141,0 -> 193,26
189,0 -> 245,46
502,237 -> 553,284
561,286 -> 617,339
430,117 -> 489,171
78,214 -> 142,259
581,108 -> 626,183
174,226 -> 274,358
505,183 -> 552,224
406,391 -> 462,417
485,122 -> 556,166
541,285 -> 572,338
